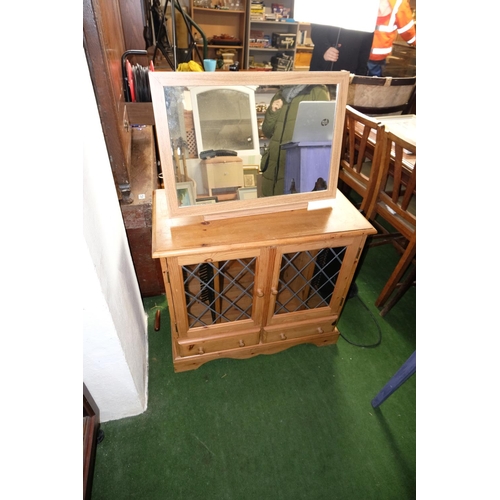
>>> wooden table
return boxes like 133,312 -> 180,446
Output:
377,114 -> 416,171
355,114 -> 416,171
376,114 -> 416,146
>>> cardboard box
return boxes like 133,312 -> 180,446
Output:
201,156 -> 244,196
272,33 -> 296,49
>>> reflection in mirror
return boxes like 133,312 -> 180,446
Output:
162,83 -> 338,208
191,87 -> 259,155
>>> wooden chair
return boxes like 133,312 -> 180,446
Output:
347,75 -> 416,116
365,130 -> 416,311
379,262 -> 415,317
338,105 -> 386,214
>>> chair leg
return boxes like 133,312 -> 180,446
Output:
375,240 -> 416,308
371,351 -> 416,408
368,232 -> 406,250
379,265 -> 416,317
337,179 -> 352,199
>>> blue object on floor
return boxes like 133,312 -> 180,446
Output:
371,351 -> 416,408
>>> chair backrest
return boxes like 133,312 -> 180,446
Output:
347,75 -> 416,116
365,129 -> 416,240
339,105 -> 385,213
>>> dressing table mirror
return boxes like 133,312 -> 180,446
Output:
149,71 -> 375,373
149,71 -> 349,220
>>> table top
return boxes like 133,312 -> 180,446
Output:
355,114 -> 416,171
152,189 -> 376,258
376,114 -> 416,146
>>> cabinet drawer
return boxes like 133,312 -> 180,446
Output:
177,328 -> 260,357
263,316 -> 337,343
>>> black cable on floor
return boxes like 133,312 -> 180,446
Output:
339,292 -> 382,348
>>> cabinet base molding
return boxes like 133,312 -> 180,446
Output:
171,328 -> 339,372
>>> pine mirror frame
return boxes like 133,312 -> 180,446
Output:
149,70 -> 349,221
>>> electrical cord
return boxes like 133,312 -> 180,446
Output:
339,292 -> 382,348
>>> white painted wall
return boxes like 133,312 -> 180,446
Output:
82,49 -> 148,422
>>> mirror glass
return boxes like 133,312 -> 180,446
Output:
162,83 -> 338,206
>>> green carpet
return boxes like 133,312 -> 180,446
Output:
91,243 -> 416,500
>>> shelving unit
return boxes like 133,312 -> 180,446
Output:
294,22 -> 313,70
188,1 -> 315,72
189,0 -> 247,68
246,0 -> 298,70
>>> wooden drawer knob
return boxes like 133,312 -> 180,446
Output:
198,348 -> 205,355
271,287 -> 279,296
280,333 -> 287,340
256,289 -> 264,298
317,327 -> 324,334
239,340 -> 245,347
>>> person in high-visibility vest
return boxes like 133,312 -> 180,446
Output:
367,0 -> 416,77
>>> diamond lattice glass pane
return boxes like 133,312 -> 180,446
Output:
183,258 -> 256,327
274,247 -> 346,314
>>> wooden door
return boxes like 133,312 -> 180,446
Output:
265,235 -> 366,328
164,246 -> 270,338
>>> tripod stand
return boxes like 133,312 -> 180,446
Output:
146,0 -> 207,70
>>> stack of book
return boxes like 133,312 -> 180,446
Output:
249,30 -> 270,48
251,1 -> 265,20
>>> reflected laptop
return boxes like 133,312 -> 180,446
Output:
290,101 -> 336,143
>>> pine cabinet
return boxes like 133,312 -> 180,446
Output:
153,189 -> 375,372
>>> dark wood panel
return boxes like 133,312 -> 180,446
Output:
83,384 -> 100,500
83,0 -> 133,202
121,126 -> 164,296
125,226 -> 165,296
385,43 -> 416,78
119,0 -> 147,52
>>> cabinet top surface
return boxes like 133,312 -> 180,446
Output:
152,190 -> 375,258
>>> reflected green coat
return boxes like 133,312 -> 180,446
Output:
260,85 -> 330,197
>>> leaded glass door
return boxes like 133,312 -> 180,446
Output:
182,258 -> 257,327
273,246 -> 347,314
168,248 -> 268,336
264,241 -> 355,328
